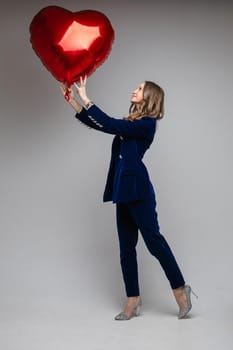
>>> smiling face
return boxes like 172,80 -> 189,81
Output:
130,82 -> 145,104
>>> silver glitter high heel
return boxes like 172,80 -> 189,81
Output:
178,285 -> 198,319
114,297 -> 142,320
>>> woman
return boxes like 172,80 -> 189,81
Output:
60,77 -> 197,320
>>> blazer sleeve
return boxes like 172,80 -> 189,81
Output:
75,104 -> 156,138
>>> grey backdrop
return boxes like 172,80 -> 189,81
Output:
0,1 -> 232,349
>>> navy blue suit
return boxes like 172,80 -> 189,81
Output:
75,104 -> 185,296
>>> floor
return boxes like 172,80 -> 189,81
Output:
0,290 -> 232,350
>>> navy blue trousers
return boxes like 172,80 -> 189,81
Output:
116,198 -> 185,297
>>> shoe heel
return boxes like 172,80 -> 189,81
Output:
134,298 -> 142,316
190,287 -> 198,299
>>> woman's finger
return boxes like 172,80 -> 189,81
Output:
61,82 -> 68,89
60,84 -> 66,95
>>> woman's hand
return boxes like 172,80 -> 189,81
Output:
60,82 -> 82,113
60,83 -> 74,101
74,75 -> 91,106
60,75 -> 91,112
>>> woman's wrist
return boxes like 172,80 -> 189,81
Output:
68,96 -> 93,112
82,98 -> 93,108
69,98 -> 82,113
85,100 -> 94,109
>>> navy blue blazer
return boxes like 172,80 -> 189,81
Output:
75,104 -> 157,203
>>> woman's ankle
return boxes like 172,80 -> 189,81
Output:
128,296 -> 140,301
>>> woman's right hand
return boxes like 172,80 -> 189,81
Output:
60,83 -> 83,113
60,83 -> 74,101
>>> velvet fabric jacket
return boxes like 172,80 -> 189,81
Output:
75,104 -> 157,203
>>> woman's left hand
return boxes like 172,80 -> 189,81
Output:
74,75 -> 90,105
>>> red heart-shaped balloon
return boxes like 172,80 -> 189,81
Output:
29,6 -> 114,86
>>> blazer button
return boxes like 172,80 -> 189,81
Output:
119,154 -> 122,159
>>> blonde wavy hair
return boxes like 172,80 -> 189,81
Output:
124,81 -> 164,121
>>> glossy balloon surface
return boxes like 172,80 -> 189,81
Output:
30,6 -> 115,86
